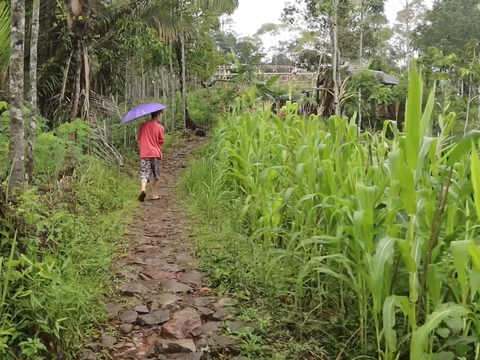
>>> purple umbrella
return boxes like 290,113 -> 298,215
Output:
122,103 -> 166,124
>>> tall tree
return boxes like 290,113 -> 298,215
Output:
180,2 -> 187,129
180,32 -> 187,129
332,0 -> 340,115
26,0 -> 40,182
393,0 -> 426,69
414,0 -> 480,56
255,23 -> 280,64
8,0 -> 26,187
172,0 -> 238,130
358,0 -> 363,131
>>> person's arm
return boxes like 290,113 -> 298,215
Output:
138,128 -> 142,150
158,125 -> 165,147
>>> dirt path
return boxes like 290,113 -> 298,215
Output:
81,137 -> 250,360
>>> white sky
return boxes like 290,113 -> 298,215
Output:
231,0 -> 425,37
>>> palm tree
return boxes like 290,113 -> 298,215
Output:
8,0 -> 26,188
0,2 -> 10,100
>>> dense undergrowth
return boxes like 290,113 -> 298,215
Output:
0,108 -> 139,359
182,68 -> 480,360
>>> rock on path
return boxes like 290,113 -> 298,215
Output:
82,137 -> 254,360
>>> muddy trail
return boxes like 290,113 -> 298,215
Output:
81,137 -> 251,360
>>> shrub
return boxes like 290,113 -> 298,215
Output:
0,115 -> 138,359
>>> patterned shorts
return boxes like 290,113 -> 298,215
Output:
140,158 -> 161,181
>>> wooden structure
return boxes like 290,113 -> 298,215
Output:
213,64 -> 401,123
214,65 -> 318,87
274,66 -> 400,121
213,65 -> 399,89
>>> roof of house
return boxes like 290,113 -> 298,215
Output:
347,67 -> 399,86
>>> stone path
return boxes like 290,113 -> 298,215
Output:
81,137 -> 251,360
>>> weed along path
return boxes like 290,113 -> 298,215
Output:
82,137 -> 250,360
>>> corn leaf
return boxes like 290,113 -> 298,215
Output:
383,296 -> 397,354
468,241 -> 480,271
404,65 -> 422,170
469,270 -> 480,301
370,236 -> 396,313
446,130 -> 480,167
450,240 -> 471,301
410,303 -> 468,360
432,352 -> 455,360
470,143 -> 480,222
419,84 -> 436,138
398,150 -> 417,215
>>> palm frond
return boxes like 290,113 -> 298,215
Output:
0,2 -> 10,72
136,2 -> 194,42
196,0 -> 239,14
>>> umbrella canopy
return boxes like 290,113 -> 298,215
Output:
122,103 -> 166,124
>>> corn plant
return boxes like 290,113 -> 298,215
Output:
191,65 -> 480,359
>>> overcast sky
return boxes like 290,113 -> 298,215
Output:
231,0 -> 422,37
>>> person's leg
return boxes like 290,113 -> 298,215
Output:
151,158 -> 161,200
138,159 -> 150,202
152,180 -> 160,199
140,179 -> 148,192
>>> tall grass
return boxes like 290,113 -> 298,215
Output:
182,67 -> 480,359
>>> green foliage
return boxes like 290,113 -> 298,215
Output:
215,33 -> 265,67
344,70 -> 394,127
0,2 -> 9,73
186,30 -> 225,82
182,69 -> 480,359
116,19 -> 171,68
186,87 -> 236,127
282,0 -> 391,65
0,119 -> 138,359
181,155 -> 329,360
414,0 -> 480,56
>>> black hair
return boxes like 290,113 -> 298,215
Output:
151,110 -> 162,119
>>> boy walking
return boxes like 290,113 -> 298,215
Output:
138,110 -> 164,202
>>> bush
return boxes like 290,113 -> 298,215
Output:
0,114 -> 138,359
186,86 -> 237,128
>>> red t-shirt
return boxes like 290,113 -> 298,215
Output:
138,120 -> 165,159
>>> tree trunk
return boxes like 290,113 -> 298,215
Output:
169,45 -> 175,132
174,41 -> 205,134
405,0 -> 411,71
8,0 -> 26,188
180,34 -> 187,129
26,0 -> 40,183
464,76 -> 473,137
70,41 -> 82,123
357,0 -> 363,134
82,42 -> 90,121
332,0 -> 340,116
68,0 -> 96,124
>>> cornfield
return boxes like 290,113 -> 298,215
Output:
184,67 -> 480,359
